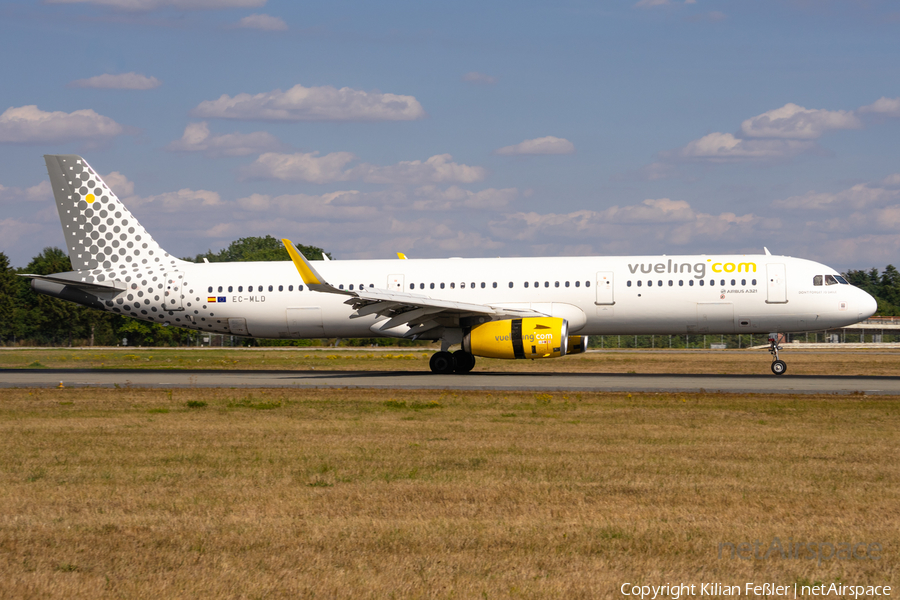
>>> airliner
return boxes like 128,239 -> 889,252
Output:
26,155 -> 877,375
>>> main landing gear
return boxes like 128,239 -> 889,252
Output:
429,350 -> 476,374
768,333 -> 787,375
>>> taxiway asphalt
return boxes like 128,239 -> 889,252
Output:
2,369 -> 899,395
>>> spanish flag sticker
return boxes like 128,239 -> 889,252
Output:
207,297 -> 217,303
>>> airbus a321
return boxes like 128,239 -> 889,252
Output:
26,155 -> 877,375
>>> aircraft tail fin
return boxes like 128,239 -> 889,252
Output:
43,154 -> 183,273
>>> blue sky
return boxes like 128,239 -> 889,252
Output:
1,0 -> 899,270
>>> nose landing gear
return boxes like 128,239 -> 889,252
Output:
768,333 -> 787,375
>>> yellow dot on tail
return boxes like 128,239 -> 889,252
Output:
86,194 -> 95,204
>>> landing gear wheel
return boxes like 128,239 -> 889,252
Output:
429,351 -> 456,374
771,360 -> 787,375
452,350 -> 476,374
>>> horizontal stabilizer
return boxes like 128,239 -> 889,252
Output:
19,272 -> 126,293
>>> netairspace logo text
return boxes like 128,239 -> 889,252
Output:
619,582 -> 892,598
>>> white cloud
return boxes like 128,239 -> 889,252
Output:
675,132 -> 814,162
740,103 -> 861,139
462,72 -> 497,85
495,136 -> 575,156
68,72 -> 161,90
350,154 -> 487,185
166,122 -> 285,157
237,14 -> 287,31
127,188 -> 222,212
409,186 -> 517,211
243,152 -> 486,185
101,172 -> 135,198
774,182 -> 900,211
46,0 -> 265,10
193,84 -> 426,122
882,173 -> 900,186
0,105 -> 124,144
0,181 -> 53,203
635,0 -> 671,7
242,151 -> 358,184
859,96 -> 900,118
0,218 -> 43,249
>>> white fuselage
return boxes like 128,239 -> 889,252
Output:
154,254 -> 875,339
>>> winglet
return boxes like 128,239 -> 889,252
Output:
764,247 -> 771,256
397,252 -> 407,260
282,239 -> 352,295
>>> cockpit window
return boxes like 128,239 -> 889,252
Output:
813,275 -> 823,286
835,275 -> 849,284
824,274 -> 839,286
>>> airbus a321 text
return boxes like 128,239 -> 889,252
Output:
25,155 -> 877,375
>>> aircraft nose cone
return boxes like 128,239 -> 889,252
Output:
860,290 -> 877,319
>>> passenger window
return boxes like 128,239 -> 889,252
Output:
228,286 -> 233,292
524,282 -> 529,288
299,285 -> 304,291
575,281 -> 580,287
730,279 -> 735,286
471,282 -> 475,288
238,286 -> 243,292
420,283 -> 425,289
627,281 -> 632,287
279,285 -> 283,291
460,282 -> 465,289
585,281 -> 590,287
565,281 -> 570,287
720,280 -> 725,286
268,285 -> 273,292
689,280 -> 694,286
349,284 -> 354,291
637,280 -> 642,287
555,281 -> 560,288
441,283 -> 445,289
338,284 -> 344,290
699,280 -> 705,286
430,283 -> 435,289
679,280 -> 683,286
545,282 -> 549,288
450,283 -> 455,289
289,285 -> 293,291
481,282 -> 485,288
534,281 -> 539,288
668,280 -> 673,286
658,280 -> 662,287
509,282 -> 514,288
752,279 -> 757,285
258,286 -> 263,292
493,282 -> 497,288
410,283 -> 415,290
208,287 -> 213,293
825,274 -> 838,286
710,280 -> 715,286
648,280 -> 653,287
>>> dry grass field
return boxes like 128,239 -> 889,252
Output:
0,387 -> 897,599
2,346 -> 899,376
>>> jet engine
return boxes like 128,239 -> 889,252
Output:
462,317 -> 570,359
567,335 -> 588,355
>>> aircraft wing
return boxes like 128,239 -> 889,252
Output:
282,239 -> 544,338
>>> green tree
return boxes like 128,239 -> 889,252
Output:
189,235 -> 330,263
0,252 -> 21,342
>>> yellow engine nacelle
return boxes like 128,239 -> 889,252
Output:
462,317 -> 569,359
568,335 -> 588,355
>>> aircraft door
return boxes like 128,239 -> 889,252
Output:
388,274 -> 404,292
766,263 -> 787,304
163,272 -> 185,311
595,272 -> 614,305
